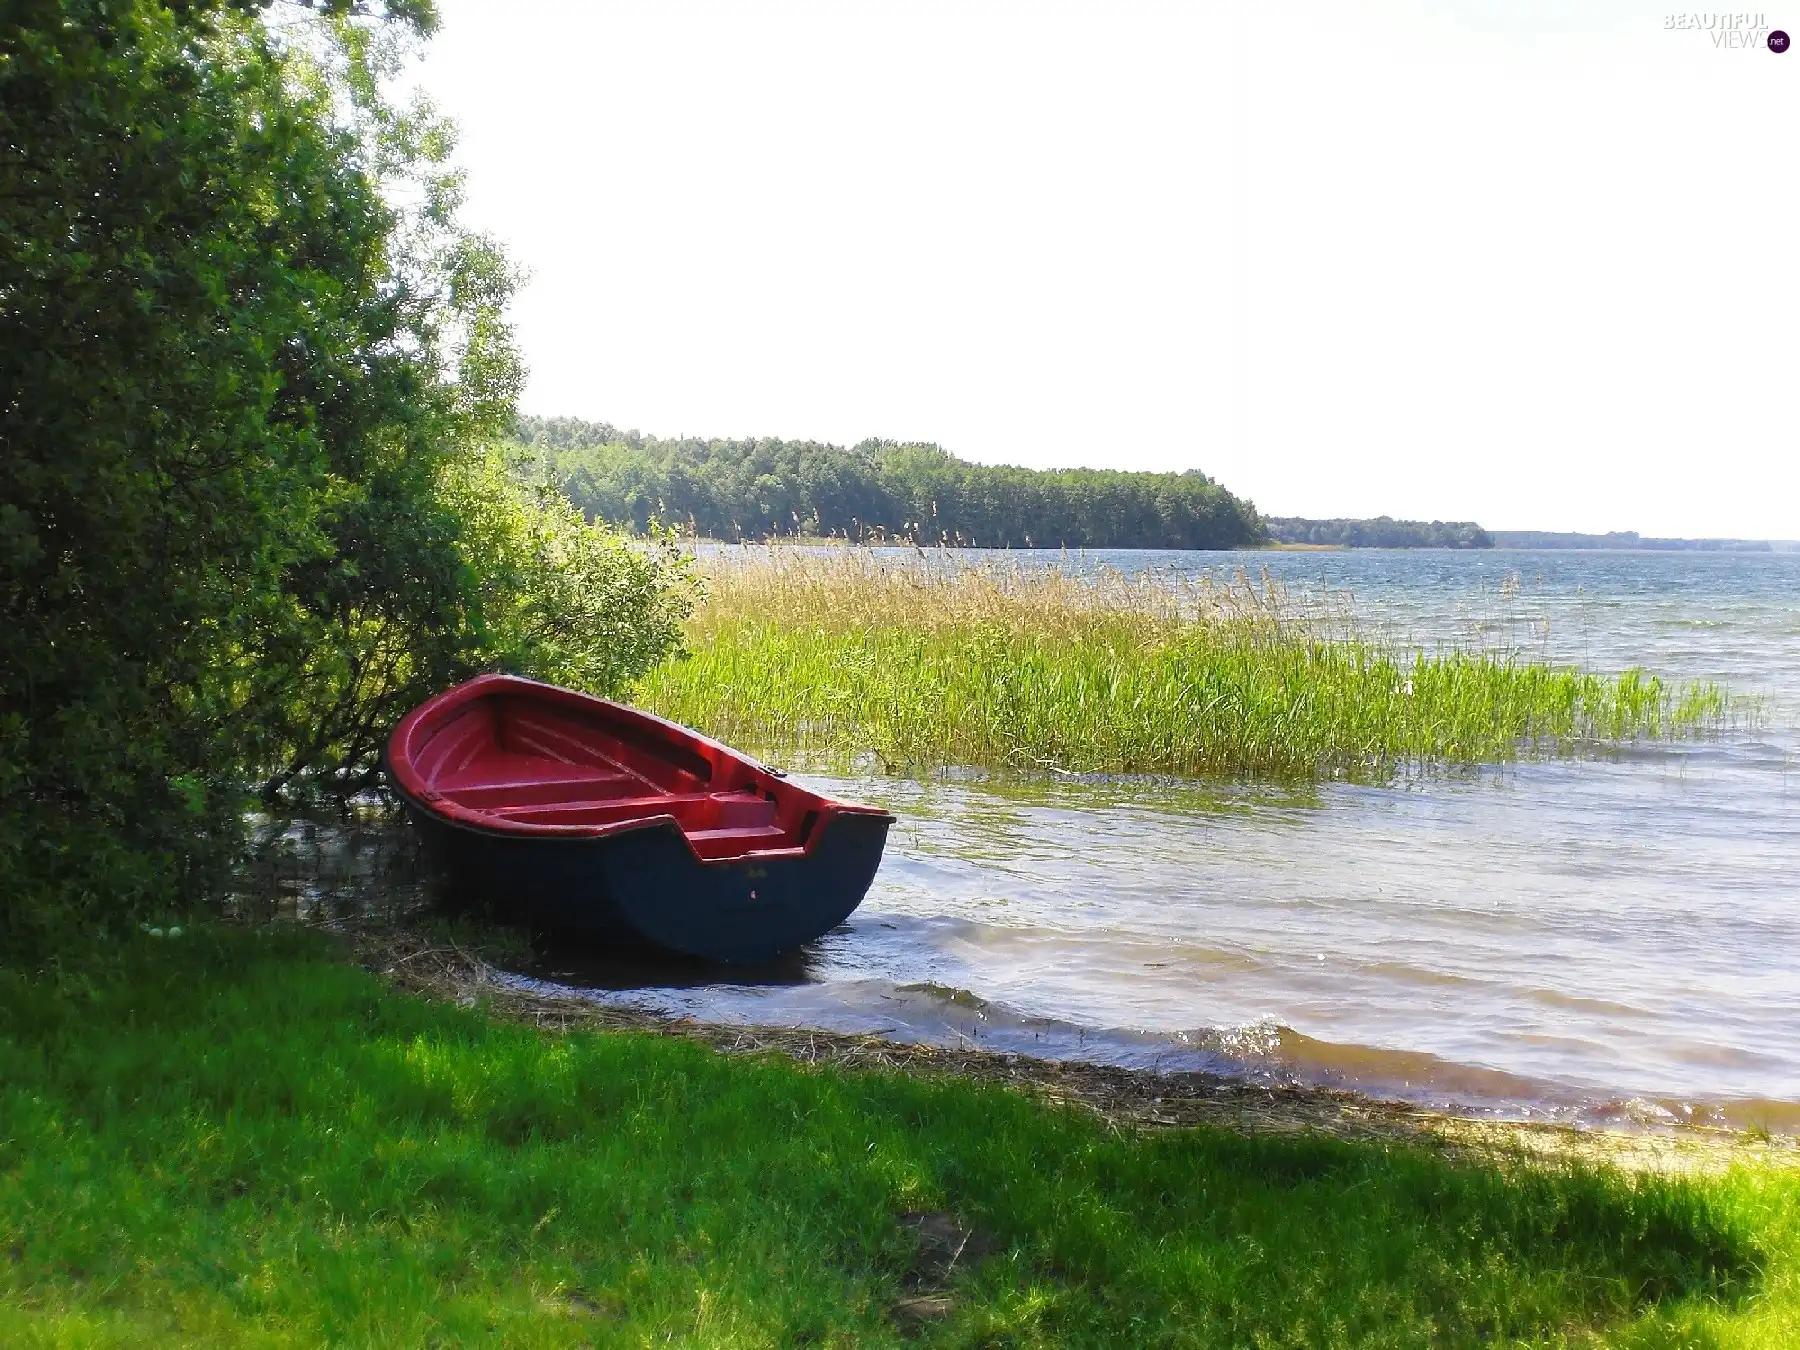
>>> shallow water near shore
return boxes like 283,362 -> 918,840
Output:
492,548 -> 1800,1133
308,547 -> 1788,1132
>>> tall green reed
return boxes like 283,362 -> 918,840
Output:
634,550 -> 1738,779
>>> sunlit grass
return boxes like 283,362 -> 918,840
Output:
634,550 -> 1739,778
3,927 -> 1799,1346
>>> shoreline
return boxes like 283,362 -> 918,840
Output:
13,922 -> 1799,1342
366,928 -> 1798,1178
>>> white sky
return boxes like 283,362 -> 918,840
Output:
415,1 -> 1797,537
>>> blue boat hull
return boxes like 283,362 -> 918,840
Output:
404,804 -> 891,964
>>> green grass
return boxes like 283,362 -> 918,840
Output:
4,927 -> 1799,1347
633,553 -> 1736,779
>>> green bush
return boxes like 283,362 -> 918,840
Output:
0,2 -> 689,950
449,446 -> 697,693
255,446 -> 696,802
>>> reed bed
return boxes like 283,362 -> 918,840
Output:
634,549 -> 1736,779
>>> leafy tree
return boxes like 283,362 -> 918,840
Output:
0,2 -> 688,947
442,448 -> 694,701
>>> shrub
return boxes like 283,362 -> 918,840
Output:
0,2 -> 688,950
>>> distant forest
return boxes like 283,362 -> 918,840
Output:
1264,517 -> 1493,549
514,418 -> 1267,550
1489,530 -> 1786,552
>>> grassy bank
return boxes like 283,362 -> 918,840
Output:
635,552 -> 1735,778
4,927 -> 1799,1347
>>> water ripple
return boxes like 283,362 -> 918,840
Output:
516,549 -> 1800,1131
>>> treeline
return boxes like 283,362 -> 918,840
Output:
1265,517 -> 1493,549
1489,530 -> 1781,552
516,417 -> 1267,550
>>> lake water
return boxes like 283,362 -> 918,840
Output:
506,549 -> 1800,1132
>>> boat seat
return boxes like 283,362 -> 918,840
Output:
442,770 -> 641,808
687,793 -> 779,830
483,790 -> 779,832
482,792 -> 701,823
684,824 -> 791,860
439,752 -> 614,785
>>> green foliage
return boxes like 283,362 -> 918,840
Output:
0,5 -> 688,947
1491,530 -> 1781,552
248,448 -> 694,804
516,415 -> 1268,550
441,446 -> 696,696
638,554 -> 1736,779
1266,516 -> 1495,549
5,928 -> 1795,1345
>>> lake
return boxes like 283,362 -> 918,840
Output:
506,548 -> 1800,1132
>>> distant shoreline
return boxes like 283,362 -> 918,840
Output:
1489,530 -> 1798,553
678,536 -> 1798,555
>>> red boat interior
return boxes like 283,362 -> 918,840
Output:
394,680 -> 827,861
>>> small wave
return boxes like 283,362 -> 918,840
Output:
493,966 -> 1799,1134
895,981 -> 990,1010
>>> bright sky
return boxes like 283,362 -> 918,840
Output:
416,1 -> 1797,538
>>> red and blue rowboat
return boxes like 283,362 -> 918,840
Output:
385,674 -> 893,964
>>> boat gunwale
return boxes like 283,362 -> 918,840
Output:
385,674 -> 891,863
